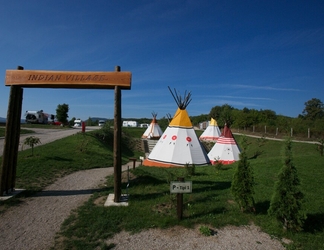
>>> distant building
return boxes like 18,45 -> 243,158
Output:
139,123 -> 149,128
199,120 -> 209,130
122,121 -> 137,127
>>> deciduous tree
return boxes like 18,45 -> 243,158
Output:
56,103 -> 69,124
302,98 -> 324,120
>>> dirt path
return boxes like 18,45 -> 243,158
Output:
0,162 -> 137,250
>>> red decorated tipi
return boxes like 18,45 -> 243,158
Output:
207,124 -> 240,165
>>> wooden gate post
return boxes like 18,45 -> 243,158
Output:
0,66 -> 24,195
3,66 -> 131,198
113,66 -> 122,202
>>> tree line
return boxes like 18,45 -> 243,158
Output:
190,98 -> 324,139
55,98 -> 323,139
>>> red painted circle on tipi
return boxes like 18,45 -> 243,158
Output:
172,135 -> 177,140
163,135 -> 167,139
186,137 -> 192,142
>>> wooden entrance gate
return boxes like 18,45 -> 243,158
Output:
1,66 -> 131,202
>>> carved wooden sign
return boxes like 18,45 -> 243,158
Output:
5,70 -> 132,89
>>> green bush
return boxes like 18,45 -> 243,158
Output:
268,138 -> 307,231
231,136 -> 255,212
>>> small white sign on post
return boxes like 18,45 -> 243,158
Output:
170,181 -> 192,194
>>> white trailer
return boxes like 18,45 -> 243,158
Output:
73,119 -> 82,127
122,121 -> 137,127
98,120 -> 105,126
25,110 -> 48,124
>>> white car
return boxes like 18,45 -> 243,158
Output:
98,120 -> 105,126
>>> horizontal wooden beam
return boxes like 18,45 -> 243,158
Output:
5,70 -> 131,89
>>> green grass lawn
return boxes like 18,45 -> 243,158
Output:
0,129 -> 138,195
56,135 -> 324,250
1,129 -> 324,249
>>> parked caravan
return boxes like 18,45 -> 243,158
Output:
122,121 -> 137,127
98,120 -> 105,126
73,119 -> 82,127
25,110 -> 48,124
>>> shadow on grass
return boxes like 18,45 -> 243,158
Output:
214,166 -> 233,171
185,207 -> 227,219
185,172 -> 209,177
32,188 -> 106,197
129,192 -> 166,201
130,174 -> 167,186
254,200 -> 271,215
44,156 -> 73,162
304,213 -> 324,233
193,181 -> 232,193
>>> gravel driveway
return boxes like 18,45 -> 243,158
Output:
0,167 -> 113,250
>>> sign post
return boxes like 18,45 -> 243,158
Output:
170,178 -> 192,220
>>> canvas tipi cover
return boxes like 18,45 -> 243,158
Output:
142,112 -> 163,139
199,118 -> 221,141
143,88 -> 211,167
208,124 -> 240,165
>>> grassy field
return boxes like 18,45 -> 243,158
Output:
1,127 -> 324,249
0,127 -> 140,195
56,132 -> 324,249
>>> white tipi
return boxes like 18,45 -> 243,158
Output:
199,118 -> 221,142
208,124 -> 240,165
141,112 -> 163,139
143,87 -> 211,167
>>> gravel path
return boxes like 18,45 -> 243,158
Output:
106,224 -> 287,250
0,162 -> 144,250
0,167 -> 115,250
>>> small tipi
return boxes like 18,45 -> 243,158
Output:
208,123 -> 240,165
143,87 -> 211,167
199,118 -> 221,142
141,112 -> 163,139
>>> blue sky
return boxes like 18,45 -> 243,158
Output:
1,0 -> 323,120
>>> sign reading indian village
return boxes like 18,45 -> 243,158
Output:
5,70 -> 132,89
